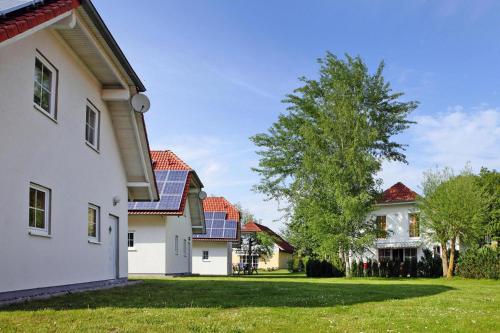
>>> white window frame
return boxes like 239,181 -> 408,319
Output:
183,239 -> 187,257
175,235 -> 179,255
87,204 -> 100,243
85,102 -> 100,151
28,183 -> 51,236
202,250 -> 209,261
33,52 -> 57,120
128,231 -> 135,250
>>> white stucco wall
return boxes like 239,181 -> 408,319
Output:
128,215 -> 166,274
165,205 -> 193,275
127,201 -> 193,275
0,29 -> 130,292
192,241 -> 232,276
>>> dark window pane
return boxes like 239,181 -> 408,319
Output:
29,188 -> 36,207
35,59 -> 43,83
88,109 -> 96,127
29,208 -> 36,228
35,209 -> 45,229
36,190 -> 45,209
33,82 -> 41,105
41,89 -> 50,112
42,66 -> 52,90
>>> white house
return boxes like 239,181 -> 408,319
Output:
192,197 -> 241,276
360,182 -> 437,263
128,150 -> 206,275
0,0 -> 158,298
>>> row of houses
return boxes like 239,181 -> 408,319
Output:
127,150 -> 294,276
0,0 -> 434,300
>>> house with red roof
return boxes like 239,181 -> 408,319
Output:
233,221 -> 294,270
360,182 -> 437,263
192,197 -> 241,275
0,0 -> 159,298
128,151 -> 206,275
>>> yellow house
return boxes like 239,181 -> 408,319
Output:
233,222 -> 294,270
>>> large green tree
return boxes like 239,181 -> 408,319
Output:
418,167 -> 487,277
477,168 -> 500,243
251,53 -> 417,275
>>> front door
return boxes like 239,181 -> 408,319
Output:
108,215 -> 119,279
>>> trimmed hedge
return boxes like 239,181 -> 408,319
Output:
457,246 -> 499,279
306,259 -> 344,277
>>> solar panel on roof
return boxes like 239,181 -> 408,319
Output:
213,212 -> 226,219
193,211 -> 238,240
0,0 -> 43,16
130,170 -> 188,211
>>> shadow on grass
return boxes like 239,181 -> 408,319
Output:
1,278 -> 453,311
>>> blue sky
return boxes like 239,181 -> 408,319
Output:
95,0 -> 500,231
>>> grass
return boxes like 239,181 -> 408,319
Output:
0,271 -> 498,333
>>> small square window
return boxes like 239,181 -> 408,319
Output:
85,104 -> 100,150
34,54 -> 57,119
128,232 -> 135,248
29,183 -> 50,235
202,250 -> 209,261
88,204 -> 100,241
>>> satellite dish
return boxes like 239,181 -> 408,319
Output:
199,191 -> 207,200
131,93 -> 150,113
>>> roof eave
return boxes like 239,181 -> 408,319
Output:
80,0 -> 145,92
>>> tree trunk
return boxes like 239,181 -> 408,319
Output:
440,241 -> 448,277
447,237 -> 456,278
345,252 -> 351,278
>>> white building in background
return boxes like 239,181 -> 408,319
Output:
128,150 -> 205,275
0,0 -> 158,297
360,182 -> 437,263
192,197 -> 241,276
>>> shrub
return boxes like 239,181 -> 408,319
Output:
350,261 -> 358,277
410,258 -> 418,277
379,259 -> 388,277
418,249 -> 442,277
371,260 -> 379,277
457,246 -> 499,279
297,259 -> 305,272
366,259 -> 372,277
402,259 -> 410,277
287,259 -> 294,272
306,259 -> 344,277
357,261 -> 364,277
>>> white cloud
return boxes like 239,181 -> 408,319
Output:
380,105 -> 500,192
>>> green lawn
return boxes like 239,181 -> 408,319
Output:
0,272 -> 498,333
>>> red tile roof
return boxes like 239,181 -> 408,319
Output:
242,221 -> 294,254
151,150 -> 191,171
378,182 -> 418,204
0,0 -> 80,44
202,197 -> 240,221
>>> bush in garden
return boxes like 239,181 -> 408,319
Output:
357,261 -> 364,277
410,258 -> 418,277
366,259 -> 372,277
350,260 -> 358,277
297,259 -> 305,272
379,259 -> 388,277
306,259 -> 344,277
456,246 -> 499,279
320,260 -> 333,276
371,260 -> 379,277
402,258 -> 410,277
287,259 -> 294,272
417,249 -> 443,277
